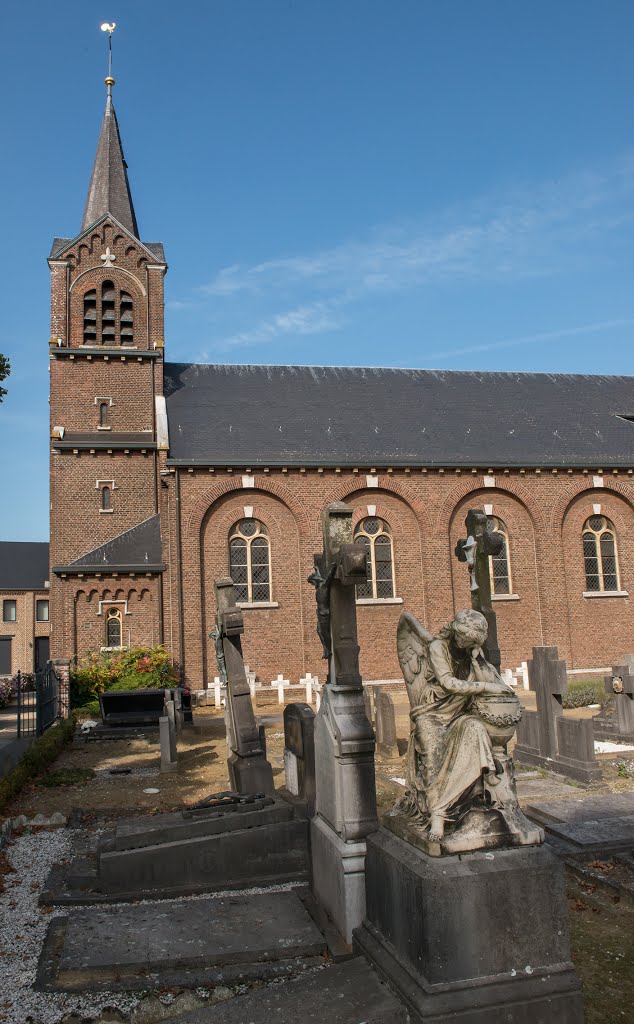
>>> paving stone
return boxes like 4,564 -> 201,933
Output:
161,958 -> 407,1023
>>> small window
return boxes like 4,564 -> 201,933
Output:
36,600 -> 49,622
488,516 -> 512,596
99,401 -> 109,427
354,517 -> 395,600
106,607 -> 122,648
583,515 -> 621,592
101,485 -> 112,511
229,519 -> 271,603
2,600 -> 16,623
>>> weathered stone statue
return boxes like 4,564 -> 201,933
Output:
388,608 -> 543,854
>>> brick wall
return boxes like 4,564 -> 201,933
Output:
0,590 -> 51,675
167,468 -> 634,688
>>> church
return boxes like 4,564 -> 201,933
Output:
48,77 -> 634,688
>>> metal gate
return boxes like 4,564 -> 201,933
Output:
16,662 -> 61,738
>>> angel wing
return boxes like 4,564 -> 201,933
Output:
397,611 -> 434,707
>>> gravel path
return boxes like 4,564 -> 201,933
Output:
0,827 -> 307,1024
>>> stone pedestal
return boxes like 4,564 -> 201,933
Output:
310,814 -> 368,945
354,828 -> 583,1024
311,684 -> 378,944
159,710 -> 177,774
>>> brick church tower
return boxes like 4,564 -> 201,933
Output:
48,76 -> 168,663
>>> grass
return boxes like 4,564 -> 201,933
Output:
38,767 -> 95,788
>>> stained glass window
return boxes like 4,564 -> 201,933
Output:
488,517 -> 512,596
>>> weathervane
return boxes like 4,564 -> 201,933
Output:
100,21 -> 116,94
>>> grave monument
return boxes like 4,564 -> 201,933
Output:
593,655 -> 634,744
309,501 -> 378,943
514,645 -> 601,783
354,609 -> 584,1023
212,577 -> 274,796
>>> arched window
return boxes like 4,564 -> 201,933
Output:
229,519 -> 271,603
583,515 -> 620,592
101,485 -> 112,511
99,401 -> 109,427
488,516 -> 512,596
106,607 -> 122,648
354,517 -> 395,599
81,280 -> 135,346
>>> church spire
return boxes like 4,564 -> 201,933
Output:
81,32 -> 139,238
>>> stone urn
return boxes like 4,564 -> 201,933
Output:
472,691 -> 522,753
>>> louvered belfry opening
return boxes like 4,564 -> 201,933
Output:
82,281 -> 135,346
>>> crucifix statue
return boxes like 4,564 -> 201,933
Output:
308,501 -> 368,690
455,508 -> 502,671
212,577 -> 274,795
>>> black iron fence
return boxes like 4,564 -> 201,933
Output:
16,662 -> 64,738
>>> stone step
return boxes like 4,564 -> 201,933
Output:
37,891 -> 328,994
161,958 -> 407,1023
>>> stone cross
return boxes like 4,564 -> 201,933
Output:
212,577 -> 274,795
309,501 -> 368,690
455,507 -> 503,670
605,657 -> 634,738
100,246 -> 116,267
527,646 -> 567,760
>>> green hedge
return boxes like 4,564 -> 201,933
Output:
0,716 -> 76,817
562,678 -> 611,709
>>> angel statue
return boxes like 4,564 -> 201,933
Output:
392,608 -> 542,853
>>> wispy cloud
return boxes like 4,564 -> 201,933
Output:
216,299 -> 345,350
201,155 -> 634,305
169,152 -> 634,353
427,318 -> 634,362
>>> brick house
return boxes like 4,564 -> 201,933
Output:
0,543 -> 51,676
48,79 -> 634,687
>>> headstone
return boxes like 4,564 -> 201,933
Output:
455,507 -> 503,670
307,501 -> 378,944
514,646 -> 601,783
212,578 -> 274,796
99,688 -> 166,726
283,703 -> 316,816
300,672 -> 315,703
159,699 -> 177,773
593,656 -> 634,743
374,688 -> 398,760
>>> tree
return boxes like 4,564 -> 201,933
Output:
0,353 -> 10,402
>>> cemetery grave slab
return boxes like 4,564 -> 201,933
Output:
160,957 -> 407,1023
527,793 -> 634,854
37,891 -> 327,992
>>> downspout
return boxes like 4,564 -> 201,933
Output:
175,469 -> 185,681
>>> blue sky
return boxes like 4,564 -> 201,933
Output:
2,1 -> 634,539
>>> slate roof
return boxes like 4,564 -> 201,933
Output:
53,516 -> 164,574
163,363 -> 634,468
0,543 -> 49,590
81,93 -> 139,238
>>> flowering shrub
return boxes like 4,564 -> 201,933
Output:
70,645 -> 179,707
0,678 -> 14,708
562,679 -> 611,709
